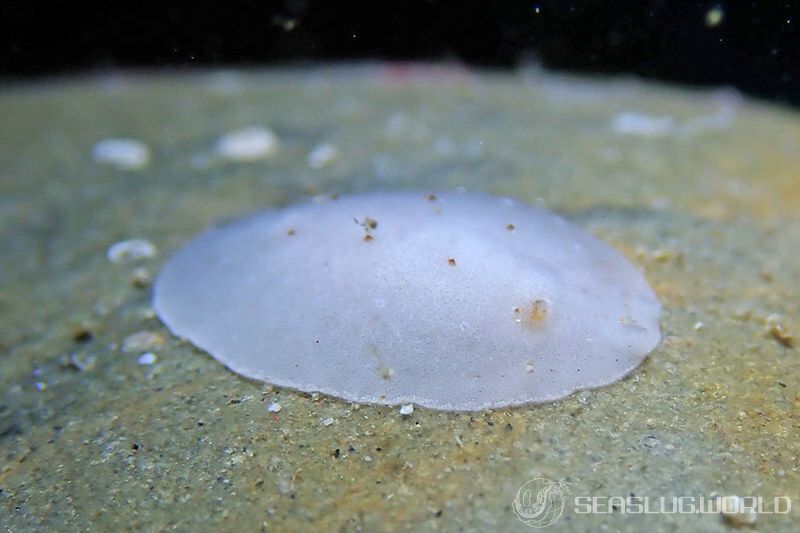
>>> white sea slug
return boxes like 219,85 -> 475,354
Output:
153,191 -> 661,411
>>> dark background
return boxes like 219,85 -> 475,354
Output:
2,1 -> 799,105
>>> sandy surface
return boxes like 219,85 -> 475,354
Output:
1,64 -> 798,531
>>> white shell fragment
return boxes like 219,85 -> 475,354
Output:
92,138 -> 151,170
137,352 -> 158,365
107,238 -> 157,264
154,191 -> 661,411
122,330 -> 164,353
215,127 -> 278,161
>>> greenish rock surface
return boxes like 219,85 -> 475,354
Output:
1,64 -> 798,531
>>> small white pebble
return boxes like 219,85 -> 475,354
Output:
720,495 -> 757,526
122,331 -> 165,353
267,402 -> 282,413
68,352 -> 96,372
399,404 -> 414,416
107,239 -> 157,264
525,361 -> 535,373
137,352 -> 157,365
693,321 -> 704,331
322,417 -> 334,426
363,456 -> 372,462
216,127 -> 278,161
92,138 -> 151,170
276,474 -> 294,495
307,143 -> 339,169
131,267 -> 153,288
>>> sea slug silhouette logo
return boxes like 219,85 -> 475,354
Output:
512,478 -> 571,528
